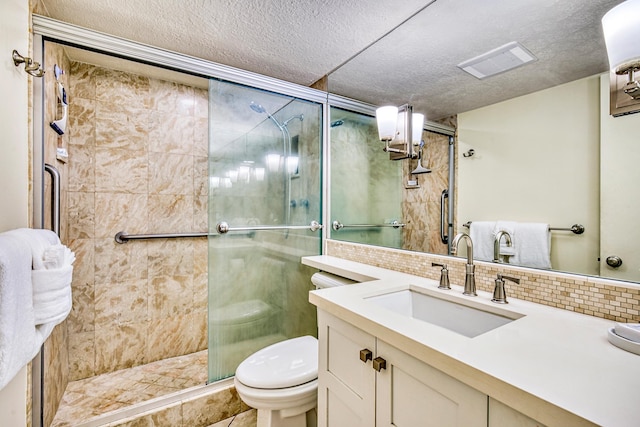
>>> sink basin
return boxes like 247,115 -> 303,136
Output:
366,287 -> 523,337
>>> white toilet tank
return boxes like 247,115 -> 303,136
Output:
310,272 -> 356,290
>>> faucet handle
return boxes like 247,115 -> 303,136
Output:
431,263 -> 450,290
492,274 -> 519,304
500,274 -> 520,285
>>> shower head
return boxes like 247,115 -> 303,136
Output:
249,102 -> 266,114
411,141 -> 431,174
283,114 -> 304,126
411,161 -> 432,174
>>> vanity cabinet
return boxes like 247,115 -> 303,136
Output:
317,310 -> 487,427
488,398 -> 547,427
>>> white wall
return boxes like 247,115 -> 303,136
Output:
0,0 -> 31,425
457,76 -> 601,276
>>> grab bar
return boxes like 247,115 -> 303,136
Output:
115,221 -> 323,243
44,163 -> 60,236
440,189 -> 449,244
332,220 -> 405,231
462,221 -> 585,235
116,231 -> 209,243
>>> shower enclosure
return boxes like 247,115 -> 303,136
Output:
32,20 -> 324,424
207,79 -> 323,381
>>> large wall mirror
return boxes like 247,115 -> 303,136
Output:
326,0 -> 640,284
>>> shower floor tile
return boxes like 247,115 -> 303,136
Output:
51,350 -> 209,426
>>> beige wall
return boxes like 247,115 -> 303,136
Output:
457,76 -> 601,276
0,0 -> 31,425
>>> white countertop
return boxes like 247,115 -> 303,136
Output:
303,255 -> 640,427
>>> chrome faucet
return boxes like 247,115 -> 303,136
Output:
493,230 -> 512,263
451,233 -> 476,296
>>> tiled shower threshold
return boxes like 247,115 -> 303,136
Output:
51,350 -> 250,427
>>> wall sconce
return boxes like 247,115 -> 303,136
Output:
227,170 -> 239,183
266,154 -> 281,173
602,0 -> 640,100
238,165 -> 251,182
375,104 -> 424,160
286,156 -> 299,175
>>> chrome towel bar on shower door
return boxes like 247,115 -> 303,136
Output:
115,221 -> 323,243
216,220 -> 323,234
331,220 -> 405,231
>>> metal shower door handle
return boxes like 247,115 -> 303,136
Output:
440,189 -> 449,244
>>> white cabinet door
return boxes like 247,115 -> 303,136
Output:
317,311 -> 376,427
488,398 -> 546,427
376,340 -> 487,427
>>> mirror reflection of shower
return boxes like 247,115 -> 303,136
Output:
249,101 -> 304,227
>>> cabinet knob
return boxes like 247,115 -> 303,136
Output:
373,357 -> 387,372
359,349 -> 372,363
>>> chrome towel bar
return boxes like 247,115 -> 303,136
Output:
332,220 -> 405,231
115,221 -> 323,243
462,221 -> 585,235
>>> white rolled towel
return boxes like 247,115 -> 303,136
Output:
31,265 -> 73,325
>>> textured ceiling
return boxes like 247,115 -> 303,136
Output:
40,0 -> 625,120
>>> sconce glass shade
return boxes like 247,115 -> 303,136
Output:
376,106 -> 399,141
412,113 -> 425,145
238,165 -> 250,182
602,0 -> 640,72
227,169 -> 239,183
266,154 -> 281,172
286,156 -> 299,174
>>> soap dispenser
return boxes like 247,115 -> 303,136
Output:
431,263 -> 451,290
492,274 -> 520,304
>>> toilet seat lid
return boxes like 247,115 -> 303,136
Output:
235,336 -> 318,389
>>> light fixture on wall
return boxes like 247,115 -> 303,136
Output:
375,104 -> 424,160
265,154 -> 281,173
602,0 -> 640,100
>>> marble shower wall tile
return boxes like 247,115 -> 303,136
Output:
66,61 -> 210,379
148,152 -> 194,195
43,41 -> 73,427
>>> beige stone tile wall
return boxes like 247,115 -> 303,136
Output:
65,61 -> 209,381
401,127 -> 451,255
42,41 -> 72,427
327,240 -> 640,322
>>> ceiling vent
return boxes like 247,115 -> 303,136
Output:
457,41 -> 537,79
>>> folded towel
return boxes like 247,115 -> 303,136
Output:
31,265 -> 73,325
5,229 -> 75,327
468,221 -> 495,262
42,244 -> 75,270
5,228 -> 60,270
511,222 -> 552,269
0,233 -> 40,390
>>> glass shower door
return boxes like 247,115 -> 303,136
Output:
207,79 -> 323,381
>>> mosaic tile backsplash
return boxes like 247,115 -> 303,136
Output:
327,240 -> 640,323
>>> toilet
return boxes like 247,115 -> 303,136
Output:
234,272 -> 356,427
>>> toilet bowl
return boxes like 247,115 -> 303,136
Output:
234,272 -> 356,427
235,335 -> 318,427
